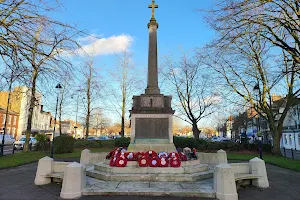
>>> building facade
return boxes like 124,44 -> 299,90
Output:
51,120 -> 84,139
0,106 -> 19,138
0,86 -> 52,139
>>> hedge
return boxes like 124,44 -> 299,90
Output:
73,137 -> 272,153
74,139 -> 115,149
54,135 -> 75,154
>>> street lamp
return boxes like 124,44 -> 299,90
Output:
253,83 -> 263,159
50,83 -> 62,158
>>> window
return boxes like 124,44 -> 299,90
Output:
289,134 -> 293,145
13,116 -> 17,125
12,128 -> 16,135
2,114 -> 6,124
7,128 -> 10,134
298,134 -> 300,146
8,115 -> 11,125
285,134 -> 288,144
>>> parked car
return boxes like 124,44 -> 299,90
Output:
114,135 -> 121,139
0,134 -> 15,145
87,136 -> 97,140
13,137 -> 37,150
211,137 -> 221,142
98,136 -> 109,140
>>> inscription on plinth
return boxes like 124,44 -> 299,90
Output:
135,118 -> 169,139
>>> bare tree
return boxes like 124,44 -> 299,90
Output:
90,108 -> 110,136
80,58 -> 102,139
107,51 -> 141,137
0,47 -> 25,154
0,1 -> 81,151
162,52 -> 217,139
232,111 -> 250,139
203,31 -> 300,153
205,0 -> 300,74
57,75 -> 74,136
22,23 -> 79,151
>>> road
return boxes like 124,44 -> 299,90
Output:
2,144 -> 22,155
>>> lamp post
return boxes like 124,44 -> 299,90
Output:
50,83 -> 62,158
253,83 -> 262,159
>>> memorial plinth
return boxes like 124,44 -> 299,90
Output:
128,2 -> 176,152
128,95 -> 176,152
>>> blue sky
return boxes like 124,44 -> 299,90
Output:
52,0 -> 216,72
46,0 -> 219,125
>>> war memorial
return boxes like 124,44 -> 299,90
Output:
34,1 -> 269,199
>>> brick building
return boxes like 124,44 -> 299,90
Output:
0,106 -> 19,138
0,86 -> 52,139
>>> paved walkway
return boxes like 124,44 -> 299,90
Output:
0,159 -> 299,200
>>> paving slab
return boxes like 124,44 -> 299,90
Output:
1,159 -> 300,200
83,177 -> 215,198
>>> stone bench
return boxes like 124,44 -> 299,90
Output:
45,172 -> 64,182
34,157 -> 86,199
234,173 -> 262,189
214,157 -> 269,200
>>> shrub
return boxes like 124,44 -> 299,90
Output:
114,137 -> 130,147
101,140 -> 115,148
34,134 -> 50,151
173,136 -> 271,153
173,137 -> 199,149
54,135 -> 75,154
74,140 -> 103,148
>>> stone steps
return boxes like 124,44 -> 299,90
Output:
95,162 -> 208,174
83,177 -> 215,198
86,169 -> 214,182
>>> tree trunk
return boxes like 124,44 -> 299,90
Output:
58,84 -> 65,136
85,69 -> 91,139
24,70 -> 38,152
59,101 -> 62,136
85,114 -> 89,139
270,125 -> 282,155
1,75 -> 13,155
192,121 -> 200,139
120,94 -> 125,137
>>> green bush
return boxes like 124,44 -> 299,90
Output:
74,139 -> 116,149
173,136 -> 272,153
34,134 -> 50,151
74,140 -> 103,148
114,137 -> 130,147
54,135 -> 75,154
101,140 -> 115,148
173,137 -> 199,149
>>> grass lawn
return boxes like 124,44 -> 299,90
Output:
0,148 -> 111,169
227,152 -> 300,172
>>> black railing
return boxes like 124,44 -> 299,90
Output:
281,148 -> 300,160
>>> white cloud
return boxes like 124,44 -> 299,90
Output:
77,34 -> 133,56
78,34 -> 102,43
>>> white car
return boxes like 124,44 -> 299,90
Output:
13,137 -> 37,150
0,134 -> 16,145
211,137 -> 221,142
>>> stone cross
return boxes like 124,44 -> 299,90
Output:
145,0 -> 160,95
148,0 -> 158,19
